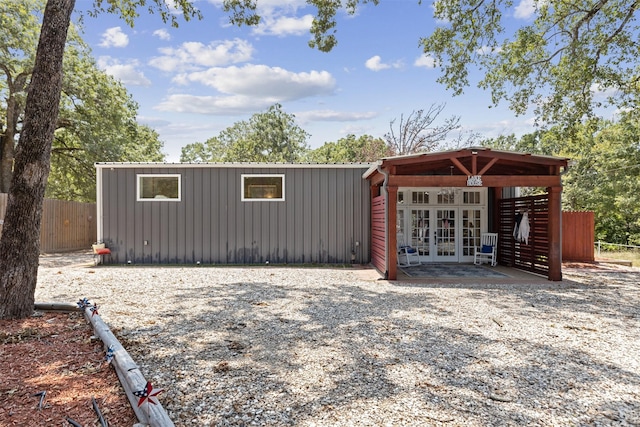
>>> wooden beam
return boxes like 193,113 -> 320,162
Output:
478,158 -> 499,175
381,151 -> 463,166
368,172 -> 385,186
387,186 -> 398,280
450,157 -> 471,176
547,186 -> 563,281
388,175 -> 562,188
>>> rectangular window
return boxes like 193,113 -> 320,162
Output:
241,174 -> 285,201
463,191 -> 481,204
411,191 -> 429,204
137,174 -> 181,201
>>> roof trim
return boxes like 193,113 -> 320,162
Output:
378,147 -> 569,163
95,162 -> 374,170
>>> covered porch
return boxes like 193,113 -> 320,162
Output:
364,148 -> 569,281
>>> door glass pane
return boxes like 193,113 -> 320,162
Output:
436,209 -> 456,256
437,190 -> 455,204
462,209 -> 482,256
397,209 -> 406,241
411,209 -> 430,256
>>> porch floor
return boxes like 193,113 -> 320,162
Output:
399,263 -> 508,279
396,263 -> 549,284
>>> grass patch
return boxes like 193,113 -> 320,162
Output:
597,250 -> 640,267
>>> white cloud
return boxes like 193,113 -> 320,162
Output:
365,56 -> 389,71
155,94 -> 275,115
209,0 -> 313,36
149,39 -> 254,72
97,56 -> 151,86
514,0 -> 536,19
365,55 -> 402,71
175,64 -> 336,100
153,29 -> 171,41
253,14 -> 314,36
590,82 -> 619,99
295,110 -> 378,123
476,45 -> 503,55
414,54 -> 436,68
156,65 -> 336,114
99,27 -> 129,48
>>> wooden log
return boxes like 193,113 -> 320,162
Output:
81,307 -> 175,427
34,302 -> 81,312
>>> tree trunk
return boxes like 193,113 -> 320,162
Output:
0,0 -> 75,319
0,96 -> 18,193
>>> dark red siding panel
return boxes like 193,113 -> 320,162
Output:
371,195 -> 386,274
562,211 -> 594,262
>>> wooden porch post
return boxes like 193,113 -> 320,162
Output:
387,186 -> 398,280
548,186 -> 562,281
492,187 -> 502,234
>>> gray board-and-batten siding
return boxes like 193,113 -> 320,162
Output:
96,163 -> 372,265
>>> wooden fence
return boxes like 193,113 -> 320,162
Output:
562,211 -> 594,262
0,194 -> 96,253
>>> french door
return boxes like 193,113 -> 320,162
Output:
397,206 -> 485,263
433,208 -> 456,262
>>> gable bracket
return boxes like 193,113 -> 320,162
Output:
450,157 -> 471,176
478,157 -> 499,176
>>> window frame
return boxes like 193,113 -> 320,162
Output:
136,174 -> 182,202
241,174 -> 286,202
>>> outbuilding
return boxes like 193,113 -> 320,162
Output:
95,163 -> 371,265
96,148 -> 569,281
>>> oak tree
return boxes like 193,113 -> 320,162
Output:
307,134 -> 392,163
181,104 -> 310,163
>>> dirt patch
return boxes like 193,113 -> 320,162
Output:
0,311 -> 137,426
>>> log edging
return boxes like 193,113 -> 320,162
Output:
34,302 -> 175,427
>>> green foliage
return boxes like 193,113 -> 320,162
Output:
421,0 -> 640,126
306,134 -> 392,163
483,114 -> 640,245
0,0 -> 165,203
86,0 -> 201,28
223,0 -> 379,52
180,104 -> 310,162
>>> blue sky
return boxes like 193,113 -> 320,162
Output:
74,0 -> 540,162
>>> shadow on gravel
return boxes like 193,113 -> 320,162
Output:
115,273 -> 640,426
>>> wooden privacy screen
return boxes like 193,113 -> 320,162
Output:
562,211 -> 595,262
498,195 -> 550,277
371,194 -> 386,274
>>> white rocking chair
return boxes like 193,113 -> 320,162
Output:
397,233 -> 421,267
474,233 -> 498,267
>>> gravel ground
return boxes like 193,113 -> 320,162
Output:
35,255 -> 640,426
